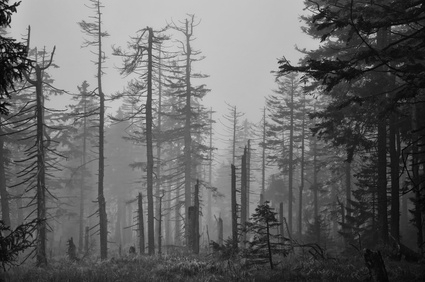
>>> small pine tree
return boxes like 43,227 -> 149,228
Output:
243,201 -> 289,269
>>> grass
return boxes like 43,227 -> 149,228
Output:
1,252 -> 424,281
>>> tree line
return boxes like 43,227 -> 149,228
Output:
1,0 -> 424,269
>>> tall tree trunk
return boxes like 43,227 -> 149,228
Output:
97,2 -> 108,260
389,113 -> 400,241
193,179 -> 200,254
138,193 -> 145,254
115,199 -> 123,247
165,174 -> 171,246
241,147 -> 247,248
377,112 -> 388,244
376,27 -> 389,245
313,135 -> 319,244
298,99 -> 305,238
411,103 -> 423,249
146,27 -> 155,255
247,140 -> 251,218
345,161 -> 351,218
261,107 -> 266,197
35,65 -> 47,266
175,186 -> 181,245
231,164 -> 238,250
207,109 -> 213,231
0,118 -> 11,228
231,106 -> 237,164
288,82 -> 294,236
23,47 -> 55,266
155,44 -> 163,255
78,95 -> 88,252
157,191 -> 163,255
183,19 -> 193,246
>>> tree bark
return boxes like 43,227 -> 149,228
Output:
183,18 -> 193,247
0,118 -> 11,228
376,27 -> 389,245
155,43 -> 163,255
193,179 -> 200,254
207,109 -> 213,231
411,103 -> 423,250
261,107 -> 266,197
288,81 -> 295,236
138,193 -> 145,254
35,65 -> 47,266
96,2 -> 108,260
146,27 -> 155,255
389,113 -> 400,241
241,147 -> 247,247
298,98 -> 305,238
231,164 -> 238,250
78,93 -> 88,252
313,135 -> 319,244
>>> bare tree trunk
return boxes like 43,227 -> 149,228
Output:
376,27 -> 389,245
158,191 -> 164,255
231,164 -> 238,250
165,176 -> 171,246
138,193 -> 145,254
377,117 -> 388,244
24,48 -> 56,266
35,65 -> 47,266
183,19 -> 194,246
175,187 -> 181,246
115,199 -> 123,247
79,95 -> 88,252
155,44 -> 163,255
146,27 -> 155,255
298,99 -> 305,238
288,81 -> 295,236
0,118 -> 10,228
207,109 -> 213,231
96,2 -> 108,260
241,147 -> 247,247
247,140 -> 251,219
389,113 -> 400,241
411,103 -> 423,250
345,161 -> 351,218
261,107 -> 266,197
193,179 -> 200,254
313,135 -> 320,244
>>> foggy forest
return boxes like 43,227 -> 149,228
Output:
1,0 -> 425,281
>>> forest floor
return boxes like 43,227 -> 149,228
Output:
1,252 -> 424,281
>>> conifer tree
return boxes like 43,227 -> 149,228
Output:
78,0 -> 109,259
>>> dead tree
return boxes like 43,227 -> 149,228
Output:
138,193 -> 145,254
231,164 -> 238,250
241,146 -> 248,248
78,0 -> 109,260
23,45 -> 56,266
194,179 -> 200,254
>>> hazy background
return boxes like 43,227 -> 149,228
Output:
9,0 -> 316,153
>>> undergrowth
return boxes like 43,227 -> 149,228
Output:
0,253 -> 424,281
